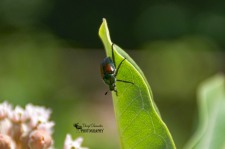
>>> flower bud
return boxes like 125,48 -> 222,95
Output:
28,130 -> 52,149
0,134 -> 15,149
0,102 -> 12,120
64,134 -> 88,149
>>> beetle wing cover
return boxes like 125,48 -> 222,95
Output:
101,57 -> 115,75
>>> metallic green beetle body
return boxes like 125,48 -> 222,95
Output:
101,57 -> 117,93
100,44 -> 134,95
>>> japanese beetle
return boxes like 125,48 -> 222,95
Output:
100,43 -> 133,95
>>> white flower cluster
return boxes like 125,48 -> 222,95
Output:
0,101 -> 88,149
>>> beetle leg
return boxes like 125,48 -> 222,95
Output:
111,43 -> 116,68
115,58 -> 126,77
114,89 -> 118,96
117,79 -> 134,84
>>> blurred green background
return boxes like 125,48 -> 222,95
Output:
0,0 -> 224,148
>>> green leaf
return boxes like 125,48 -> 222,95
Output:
184,74 -> 225,149
99,18 -> 176,149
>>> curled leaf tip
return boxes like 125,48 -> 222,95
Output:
99,18 -> 112,56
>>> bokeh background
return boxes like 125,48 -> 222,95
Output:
0,0 -> 225,148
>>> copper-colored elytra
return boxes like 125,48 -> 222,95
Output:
104,63 -> 114,74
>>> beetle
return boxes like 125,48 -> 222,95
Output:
100,43 -> 133,95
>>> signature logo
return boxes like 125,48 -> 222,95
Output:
73,123 -> 82,130
73,122 -> 104,133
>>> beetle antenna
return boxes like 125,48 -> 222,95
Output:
105,90 -> 109,95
